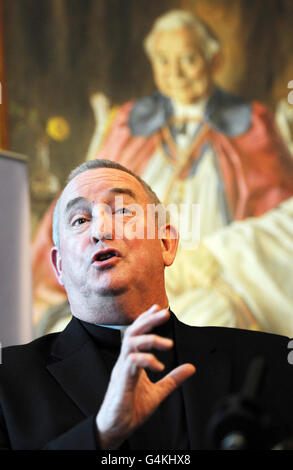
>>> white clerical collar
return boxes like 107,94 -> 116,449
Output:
172,96 -> 209,120
96,305 -> 170,340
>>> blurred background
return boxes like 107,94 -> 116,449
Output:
1,0 -> 293,233
1,0 -> 293,343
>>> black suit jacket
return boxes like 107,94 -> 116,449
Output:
0,313 -> 293,450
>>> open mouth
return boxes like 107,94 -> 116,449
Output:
92,249 -> 120,264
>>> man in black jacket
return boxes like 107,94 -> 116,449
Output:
1,159 -> 293,450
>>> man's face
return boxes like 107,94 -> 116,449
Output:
150,28 -> 214,105
51,168 -> 176,324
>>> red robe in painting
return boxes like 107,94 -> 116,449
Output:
32,89 -> 293,307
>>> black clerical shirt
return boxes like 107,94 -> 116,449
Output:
79,316 -> 190,450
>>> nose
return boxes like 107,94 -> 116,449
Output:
90,205 -> 113,242
170,59 -> 183,79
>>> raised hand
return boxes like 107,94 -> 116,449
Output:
96,305 -> 196,449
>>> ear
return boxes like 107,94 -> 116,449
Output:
158,223 -> 179,267
210,51 -> 222,75
50,246 -> 64,286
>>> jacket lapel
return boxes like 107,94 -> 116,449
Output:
46,315 -> 231,449
46,317 -> 109,417
173,317 -> 232,449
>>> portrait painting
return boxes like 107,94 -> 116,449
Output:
1,0 -> 293,339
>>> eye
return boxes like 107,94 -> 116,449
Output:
115,207 -> 132,215
156,55 -> 168,66
72,217 -> 89,226
181,54 -> 196,65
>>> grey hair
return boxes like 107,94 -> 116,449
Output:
52,197 -> 61,248
52,159 -> 163,248
144,9 -> 220,62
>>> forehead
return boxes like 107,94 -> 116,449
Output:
153,28 -> 201,54
60,167 -> 148,211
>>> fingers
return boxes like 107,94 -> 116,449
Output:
126,352 -> 166,377
125,305 -> 170,338
117,335 -> 173,380
157,364 -> 196,400
114,305 -> 173,380
119,305 -> 173,370
115,304 -> 193,384
122,334 -> 173,355
167,363 -> 196,387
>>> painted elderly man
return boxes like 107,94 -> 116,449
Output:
33,10 -> 293,334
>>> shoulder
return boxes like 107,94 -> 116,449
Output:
0,333 -> 59,377
205,326 -> 289,351
175,315 -> 290,365
104,91 -> 172,137
206,87 -> 252,136
108,100 -> 135,126
128,91 -> 173,136
200,326 -> 291,372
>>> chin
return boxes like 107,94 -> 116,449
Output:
175,95 -> 194,105
94,283 -> 129,297
168,90 -> 200,105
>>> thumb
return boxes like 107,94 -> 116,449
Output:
157,363 -> 196,401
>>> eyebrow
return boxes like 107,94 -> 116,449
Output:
108,188 -> 137,200
64,197 -> 89,215
64,189 -> 137,215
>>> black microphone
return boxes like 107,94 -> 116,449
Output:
206,356 -> 271,450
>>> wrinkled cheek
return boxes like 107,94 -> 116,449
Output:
117,222 -> 146,240
190,62 -> 205,78
189,74 -> 209,95
61,241 -> 87,273
154,73 -> 169,93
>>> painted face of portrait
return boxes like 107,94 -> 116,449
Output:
151,28 -> 216,105
51,168 -> 178,324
